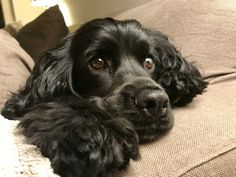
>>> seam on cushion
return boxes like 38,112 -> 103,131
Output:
207,72 -> 236,85
178,145 -> 236,177
203,71 -> 236,80
19,57 -> 33,73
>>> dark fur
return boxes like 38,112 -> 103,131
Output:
1,18 -> 207,177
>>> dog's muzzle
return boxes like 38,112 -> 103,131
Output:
90,77 -> 174,143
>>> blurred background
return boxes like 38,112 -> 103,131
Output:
0,0 -> 154,28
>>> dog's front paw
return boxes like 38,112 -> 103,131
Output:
48,119 -> 139,177
51,119 -> 139,177
49,123 -> 105,177
105,118 -> 140,161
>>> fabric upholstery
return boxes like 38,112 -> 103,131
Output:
114,0 -> 236,176
0,30 -> 34,110
15,5 -> 68,63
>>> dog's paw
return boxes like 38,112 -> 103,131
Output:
105,118 -> 140,161
49,117 -> 139,177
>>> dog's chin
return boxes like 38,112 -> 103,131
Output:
124,109 -> 174,144
138,116 -> 174,143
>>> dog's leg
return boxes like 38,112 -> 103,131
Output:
18,100 -> 139,177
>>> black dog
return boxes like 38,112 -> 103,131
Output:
1,18 -> 207,177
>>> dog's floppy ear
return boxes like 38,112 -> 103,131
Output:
147,30 -> 207,106
1,34 -> 76,119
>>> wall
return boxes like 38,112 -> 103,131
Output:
1,0 -> 15,24
0,1 -> 5,27
64,0 -> 154,25
12,0 -> 45,25
1,0 -> 154,26
1,0 -> 46,25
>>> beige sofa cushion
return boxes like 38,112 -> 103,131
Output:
115,0 -> 236,176
0,30 -> 34,110
116,0 -> 236,78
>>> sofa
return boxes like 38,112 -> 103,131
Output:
1,0 -> 236,176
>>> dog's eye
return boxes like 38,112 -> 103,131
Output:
89,58 -> 107,71
143,57 -> 155,71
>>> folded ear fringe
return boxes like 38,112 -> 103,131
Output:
1,34 -> 76,119
148,30 -> 207,106
156,55 -> 207,106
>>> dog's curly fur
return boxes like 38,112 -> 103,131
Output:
1,18 -> 207,177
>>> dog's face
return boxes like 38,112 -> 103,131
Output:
71,18 -> 174,143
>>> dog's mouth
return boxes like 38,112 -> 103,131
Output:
127,109 -> 174,144
113,102 -> 174,144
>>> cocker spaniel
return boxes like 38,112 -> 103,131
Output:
1,18 -> 207,177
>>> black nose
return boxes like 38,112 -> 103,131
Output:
135,89 -> 169,118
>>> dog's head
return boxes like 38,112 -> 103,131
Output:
70,18 -> 176,143
2,18 -> 207,143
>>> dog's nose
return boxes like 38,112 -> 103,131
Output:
135,89 -> 169,118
